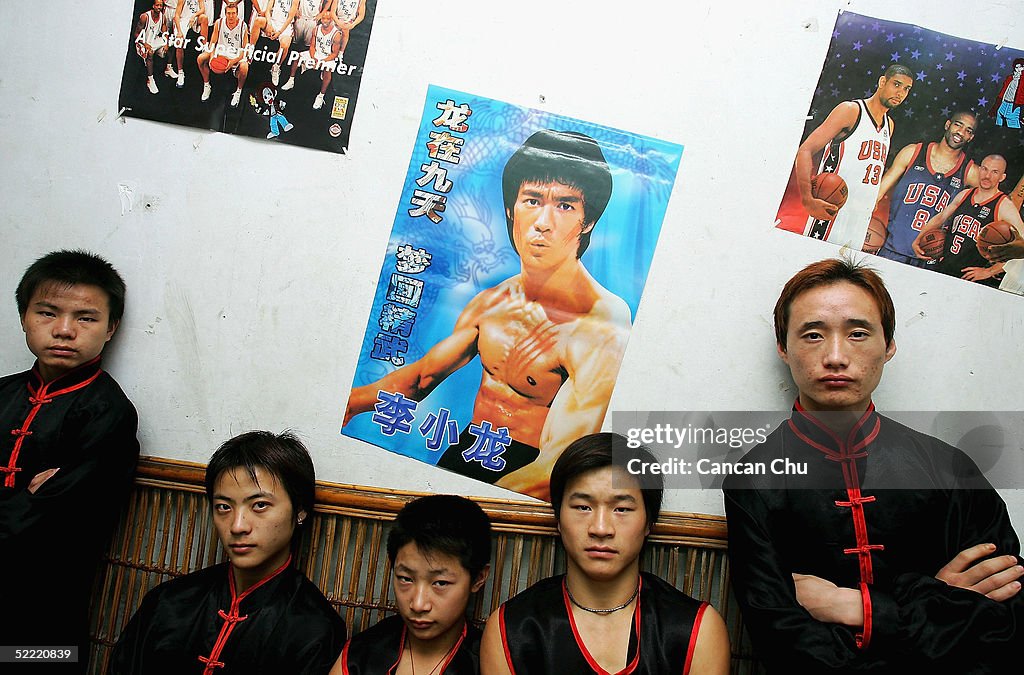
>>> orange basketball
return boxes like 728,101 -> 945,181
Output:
864,216 -> 888,253
210,55 -> 230,74
918,230 -> 945,259
976,220 -> 1016,258
811,173 -> 848,210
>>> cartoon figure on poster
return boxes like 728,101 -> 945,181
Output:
249,82 -> 293,138
990,59 -> 1024,128
343,86 -> 682,501
774,12 -> 1024,295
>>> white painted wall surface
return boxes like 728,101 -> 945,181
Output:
0,0 -> 1021,534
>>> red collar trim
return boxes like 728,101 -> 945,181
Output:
924,142 -> 967,178
393,620 -> 468,675
788,401 -> 880,460
28,356 -> 103,399
969,188 -> 1006,208
561,577 -> 642,675
198,556 -> 292,674
3,356 -> 104,488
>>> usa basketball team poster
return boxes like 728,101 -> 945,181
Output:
775,11 -> 1024,296
342,85 -> 684,501
118,0 -> 377,153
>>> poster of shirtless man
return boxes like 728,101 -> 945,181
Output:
343,86 -> 683,500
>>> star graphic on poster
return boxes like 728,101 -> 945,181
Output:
917,70 -> 927,81
911,49 -> 921,59
935,63 -> 943,70
945,52 -> 955,61
886,33 -> 896,43
991,73 -> 1003,82
891,52 -> 900,61
833,29 -> 841,39
978,97 -> 988,107
956,70 -> 966,80
940,106 -> 951,117
853,41 -> 863,51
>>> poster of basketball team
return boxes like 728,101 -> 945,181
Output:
342,85 -> 683,500
776,11 -> 1024,296
118,0 -> 377,153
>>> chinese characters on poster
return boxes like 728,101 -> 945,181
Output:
343,85 -> 683,500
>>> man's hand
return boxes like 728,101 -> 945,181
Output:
802,196 -> 839,222
27,468 -> 59,494
961,266 -> 998,282
792,573 -> 864,627
936,543 -> 1024,601
983,229 -> 1024,263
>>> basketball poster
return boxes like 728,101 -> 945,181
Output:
342,85 -> 683,501
118,0 -> 377,153
775,11 -> 1024,296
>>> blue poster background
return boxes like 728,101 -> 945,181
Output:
343,85 -> 683,474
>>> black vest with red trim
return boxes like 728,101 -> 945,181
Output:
109,560 -> 347,674
498,573 -> 707,674
339,614 -> 480,674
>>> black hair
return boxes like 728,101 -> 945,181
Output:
549,432 -> 663,528
883,64 -> 913,80
501,129 -> 612,258
205,430 -> 316,538
386,494 -> 492,579
16,250 -> 126,327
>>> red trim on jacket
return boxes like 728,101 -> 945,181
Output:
3,356 -> 103,488
789,401 -> 883,649
386,621 -> 467,675
498,605 -> 516,674
340,640 -> 351,675
682,602 -> 709,675
560,577 -> 643,675
198,555 -> 292,674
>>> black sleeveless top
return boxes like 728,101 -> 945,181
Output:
498,573 -> 708,674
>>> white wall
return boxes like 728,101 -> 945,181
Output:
1,0 -> 1021,534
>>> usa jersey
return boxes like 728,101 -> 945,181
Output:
805,99 -> 891,249
882,143 -> 973,259
936,188 -> 1007,286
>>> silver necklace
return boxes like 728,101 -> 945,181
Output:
566,581 -> 640,614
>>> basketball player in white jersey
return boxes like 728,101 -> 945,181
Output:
251,0 -> 298,85
197,1 -> 249,107
329,0 -> 365,63
299,11 -> 342,109
281,0 -> 325,91
171,0 -> 207,88
161,0 -> 180,79
795,65 -> 914,250
135,0 -> 170,95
